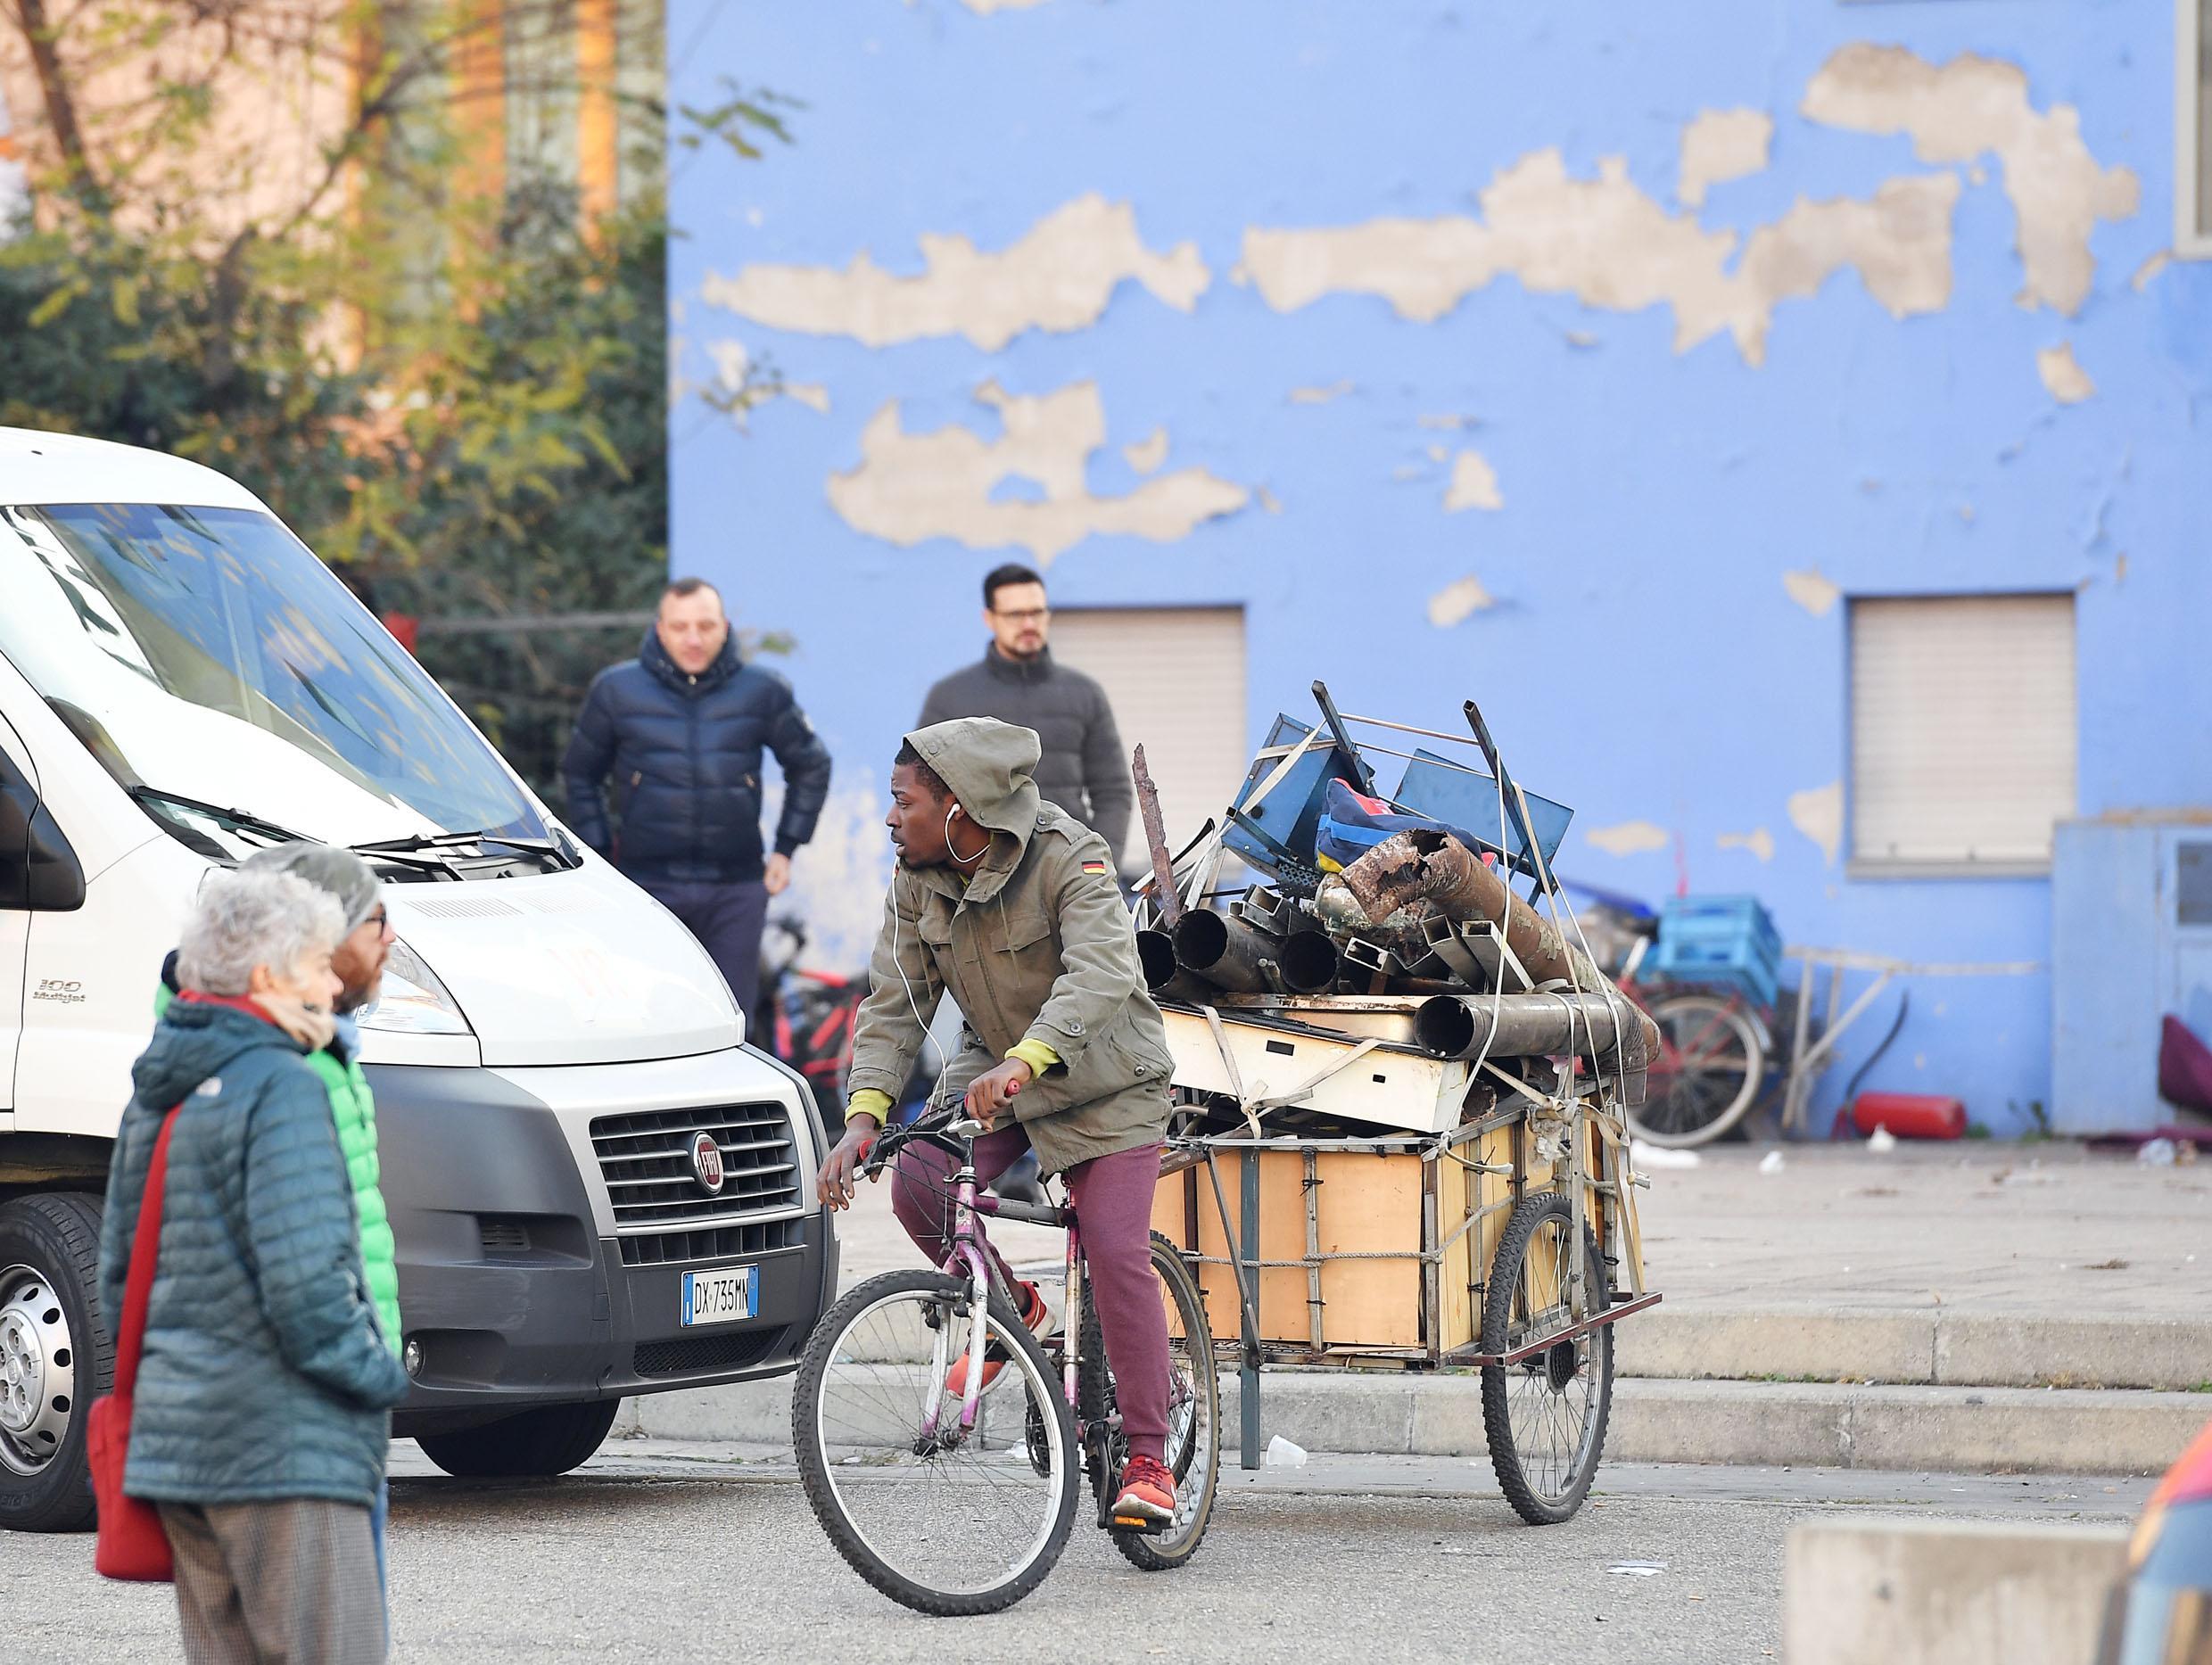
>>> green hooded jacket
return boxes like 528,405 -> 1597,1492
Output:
845,716 -> 1172,1175
155,971 -> 402,1355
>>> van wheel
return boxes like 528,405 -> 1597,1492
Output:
416,1399 -> 620,1479
0,1194 -> 108,1533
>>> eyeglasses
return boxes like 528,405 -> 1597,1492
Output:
365,906 -> 392,936
992,606 -> 1050,623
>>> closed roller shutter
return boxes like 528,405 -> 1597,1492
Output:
1850,594 -> 2076,870
1048,606 -> 1247,868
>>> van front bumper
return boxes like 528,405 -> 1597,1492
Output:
363,1054 -> 837,1437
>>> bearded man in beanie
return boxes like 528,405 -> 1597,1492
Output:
155,843 -> 403,1595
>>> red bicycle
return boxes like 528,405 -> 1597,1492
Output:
1616,936 -> 1773,1149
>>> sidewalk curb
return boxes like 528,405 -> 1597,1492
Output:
1617,1307 -> 2212,1391
622,1371 -> 2208,1475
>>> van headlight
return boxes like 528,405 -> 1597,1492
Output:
356,939 -> 472,1034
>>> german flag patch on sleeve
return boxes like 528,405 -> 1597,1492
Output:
1082,859 -> 1110,876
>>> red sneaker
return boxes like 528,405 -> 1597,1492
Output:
944,1280 -> 1052,1399
1111,1455 -> 1177,1532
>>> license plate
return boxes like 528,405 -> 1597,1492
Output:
680,1265 -> 757,1327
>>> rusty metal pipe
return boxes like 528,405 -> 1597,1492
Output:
1171,907 -> 1282,994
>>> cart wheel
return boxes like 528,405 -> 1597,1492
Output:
1481,1192 -> 1614,1526
1630,993 -> 1765,1148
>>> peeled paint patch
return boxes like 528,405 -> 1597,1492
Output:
2036,342 -> 2095,404
1801,44 -> 2140,317
1679,108 -> 1773,208
2134,251 -> 2171,293
1123,428 -> 1169,474
961,0 -> 1048,11
1443,450 -> 1503,512
1289,381 -> 1355,405
1788,781 -> 1845,868
1241,151 -> 1957,366
1783,568 -> 1841,616
1718,828 -> 1777,863
1586,820 -> 1671,858
1426,575 -> 1496,628
827,381 -> 1250,565
700,194 -> 1209,351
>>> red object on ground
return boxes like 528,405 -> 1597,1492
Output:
2158,1014 -> 2212,1113
1850,1091 -> 1967,1140
382,612 -> 419,654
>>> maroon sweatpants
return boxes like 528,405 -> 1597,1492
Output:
889,1125 -> 1171,1464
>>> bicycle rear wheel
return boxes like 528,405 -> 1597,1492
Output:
794,1269 -> 1079,1616
1076,1232 -> 1221,1571
1630,993 -> 1764,1148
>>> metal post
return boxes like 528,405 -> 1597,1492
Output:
1241,1148 -> 1262,1471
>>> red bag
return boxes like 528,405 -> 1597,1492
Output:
89,1105 -> 180,1583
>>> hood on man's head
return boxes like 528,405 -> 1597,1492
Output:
240,844 -> 381,935
904,717 -> 1043,837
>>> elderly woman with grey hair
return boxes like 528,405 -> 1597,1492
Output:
100,868 -> 410,1664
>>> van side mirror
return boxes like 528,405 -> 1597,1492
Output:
0,759 -> 86,912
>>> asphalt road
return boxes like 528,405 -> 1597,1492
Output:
4,1444 -> 2152,1664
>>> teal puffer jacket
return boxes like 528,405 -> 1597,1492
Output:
98,1000 -> 411,1510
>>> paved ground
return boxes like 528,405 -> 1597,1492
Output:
2,1444 -> 2154,1664
832,1138 -> 2212,1319
1630,1140 -> 2209,1319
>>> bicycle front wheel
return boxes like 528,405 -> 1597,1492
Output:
794,1269 -> 1080,1616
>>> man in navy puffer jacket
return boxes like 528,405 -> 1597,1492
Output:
562,578 -> 832,1021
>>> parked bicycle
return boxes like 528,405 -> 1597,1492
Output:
793,1112 -> 1221,1615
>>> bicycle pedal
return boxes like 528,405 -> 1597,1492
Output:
1110,1512 -> 1170,1536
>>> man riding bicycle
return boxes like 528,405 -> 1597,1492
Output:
814,717 -> 1179,1530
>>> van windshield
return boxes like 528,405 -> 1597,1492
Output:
0,501 -> 548,850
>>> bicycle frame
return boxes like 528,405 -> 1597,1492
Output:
912,1143 -> 1091,1447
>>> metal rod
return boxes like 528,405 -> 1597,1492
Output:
1303,1149 -> 1325,1355
1132,745 -> 1183,929
1333,713 -> 1491,748
1240,1148 -> 1262,1471
1445,1290 -> 1664,1367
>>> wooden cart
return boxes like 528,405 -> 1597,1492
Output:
1150,993 -> 1662,1524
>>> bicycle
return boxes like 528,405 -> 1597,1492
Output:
792,1113 -> 1221,1616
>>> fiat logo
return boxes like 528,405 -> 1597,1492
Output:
689,1132 -> 726,1197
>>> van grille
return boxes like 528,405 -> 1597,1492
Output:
590,1103 -> 801,1230
616,1216 -> 801,1269
633,1326 -> 787,1379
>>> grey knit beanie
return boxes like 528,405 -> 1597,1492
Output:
240,844 -> 382,935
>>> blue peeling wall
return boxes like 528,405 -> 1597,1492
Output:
668,0 -> 2212,1136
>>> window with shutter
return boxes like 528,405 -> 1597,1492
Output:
1849,594 -> 2076,875
1044,606 -> 1248,869
2185,0 -> 2212,256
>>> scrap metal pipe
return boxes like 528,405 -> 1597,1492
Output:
1278,929 -> 1341,995
1342,829 -> 1604,992
1171,907 -> 1282,994
1138,928 -> 1211,1003
1416,991 -> 1656,1105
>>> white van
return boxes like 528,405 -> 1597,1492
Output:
0,428 -> 836,1530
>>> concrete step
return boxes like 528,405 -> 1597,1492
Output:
623,1367 -> 2210,1476
1785,1518 -> 2128,1665
1616,1306 -> 2212,1391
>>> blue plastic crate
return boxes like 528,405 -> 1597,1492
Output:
1654,895 -> 1781,1008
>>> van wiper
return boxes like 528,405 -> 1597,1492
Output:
129,787 -> 305,847
352,828 -> 580,869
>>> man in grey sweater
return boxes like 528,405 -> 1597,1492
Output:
917,564 -> 1133,862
